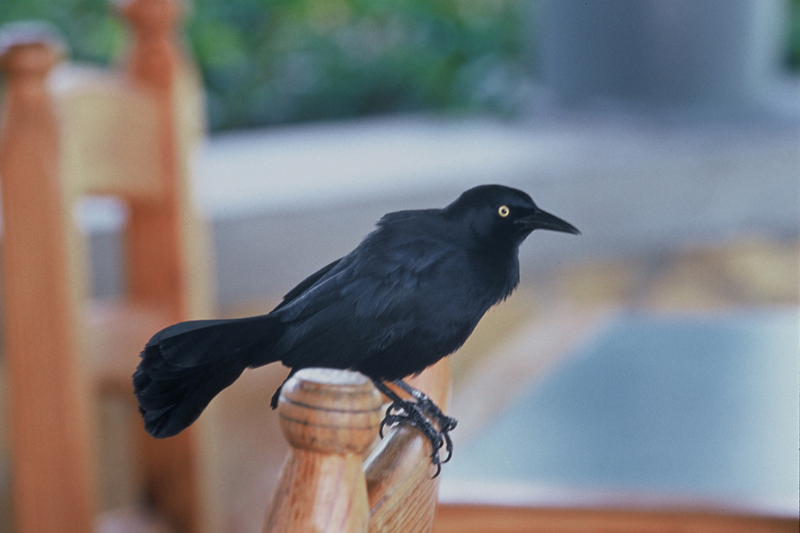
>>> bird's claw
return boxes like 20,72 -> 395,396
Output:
380,407 -> 405,438
424,409 -> 456,463
372,379 -> 457,477
378,397 -> 454,478
398,389 -> 457,464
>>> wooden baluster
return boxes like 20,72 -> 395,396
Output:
366,359 -> 451,533
115,1 -> 213,532
264,368 -> 383,533
0,29 -> 95,533
117,0 -> 187,318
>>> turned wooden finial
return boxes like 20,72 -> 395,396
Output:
116,0 -> 182,91
116,0 -> 180,35
0,26 -> 63,202
0,24 -> 63,128
0,22 -> 63,70
264,368 -> 383,533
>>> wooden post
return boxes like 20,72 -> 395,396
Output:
117,0 -> 188,318
115,2 -> 216,532
264,369 -> 383,533
0,28 -> 95,533
366,359 -> 451,533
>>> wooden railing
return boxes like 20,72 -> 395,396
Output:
263,359 -> 451,533
0,1 -> 217,532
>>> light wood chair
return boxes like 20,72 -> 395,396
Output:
0,1 -> 219,532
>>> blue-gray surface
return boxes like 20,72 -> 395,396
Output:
446,308 -> 799,513
74,116 -> 800,303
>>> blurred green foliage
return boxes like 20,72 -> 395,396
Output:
0,0 -> 529,131
190,0 -> 531,129
3,1 -> 798,131
0,0 -> 127,64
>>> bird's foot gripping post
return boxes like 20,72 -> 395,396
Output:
372,379 -> 458,477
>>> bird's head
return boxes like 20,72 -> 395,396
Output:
444,184 -> 580,249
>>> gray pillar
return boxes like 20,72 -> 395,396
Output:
539,0 -> 786,110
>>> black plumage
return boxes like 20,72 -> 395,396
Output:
134,184 -> 579,440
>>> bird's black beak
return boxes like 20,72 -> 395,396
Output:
517,208 -> 581,235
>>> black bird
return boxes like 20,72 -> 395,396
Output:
133,184 -> 579,471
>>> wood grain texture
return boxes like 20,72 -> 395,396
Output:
264,369 -> 383,533
0,35 -> 95,533
365,359 -> 451,533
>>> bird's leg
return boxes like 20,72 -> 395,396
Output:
270,368 -> 299,409
372,379 -> 448,477
393,379 -> 457,463
372,380 -> 428,438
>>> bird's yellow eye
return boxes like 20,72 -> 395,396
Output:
498,205 -> 510,217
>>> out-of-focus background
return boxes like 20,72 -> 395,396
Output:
0,0 -> 798,532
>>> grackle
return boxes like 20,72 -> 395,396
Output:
134,184 -> 579,473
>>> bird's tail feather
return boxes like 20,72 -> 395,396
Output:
134,315 -> 281,438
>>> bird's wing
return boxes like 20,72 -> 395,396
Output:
273,257 -> 343,311
272,210 -> 450,321
273,235 -> 468,370
275,232 -> 455,320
